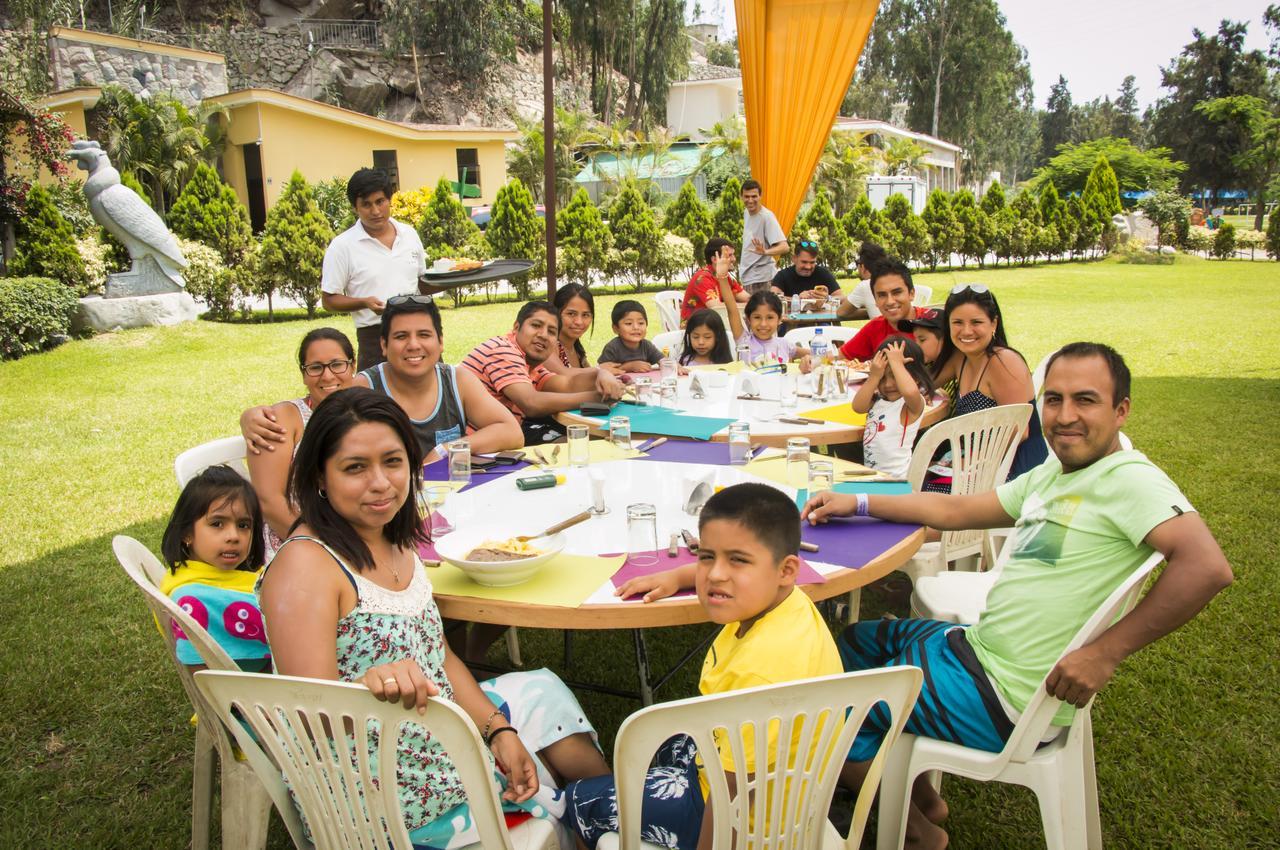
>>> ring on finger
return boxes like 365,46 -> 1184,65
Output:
383,677 -> 398,686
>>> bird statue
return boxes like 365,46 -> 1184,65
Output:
67,140 -> 187,290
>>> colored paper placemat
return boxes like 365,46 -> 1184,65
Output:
605,549 -> 825,600
834,481 -> 913,495
635,439 -> 728,466
576,402 -> 736,441
422,457 -> 531,491
425,552 -> 626,607
521,439 -> 642,467
797,516 -> 921,570
690,361 -> 746,375
744,451 -> 873,489
796,402 -> 868,427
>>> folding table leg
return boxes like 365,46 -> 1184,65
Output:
632,629 -> 655,706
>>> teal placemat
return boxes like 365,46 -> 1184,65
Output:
577,402 -> 736,441
834,481 -> 913,495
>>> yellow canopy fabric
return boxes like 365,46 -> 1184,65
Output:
734,0 -> 880,232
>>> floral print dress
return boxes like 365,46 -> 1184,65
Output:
261,536 -> 597,849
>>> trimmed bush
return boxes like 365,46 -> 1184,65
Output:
1211,223 -> 1237,259
10,184 -> 89,295
0,276 -> 79,358
166,163 -> 253,264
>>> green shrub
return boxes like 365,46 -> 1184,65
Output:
1211,223 -> 1236,259
176,237 -> 239,321
1112,240 -> 1173,265
653,232 -> 694,286
0,276 -> 79,358
1267,211 -> 1280,260
166,163 -> 253,264
10,184 -> 89,294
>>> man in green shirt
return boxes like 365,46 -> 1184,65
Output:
802,342 -> 1232,849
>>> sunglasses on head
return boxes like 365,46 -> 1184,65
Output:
388,294 -> 435,306
797,240 -> 818,250
950,284 -> 990,295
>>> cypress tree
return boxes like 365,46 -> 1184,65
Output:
663,181 -> 713,265
418,178 -> 479,251
557,188 -> 613,287
609,179 -> 661,291
166,162 -> 253,264
486,179 -> 544,298
258,171 -> 333,319
979,181 -> 1006,216
803,189 -> 853,270
11,183 -> 89,294
712,177 -> 745,253
1083,155 -> 1122,217
921,189 -> 961,270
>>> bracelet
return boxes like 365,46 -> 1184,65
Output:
480,708 -> 505,739
854,493 -> 870,517
484,725 -> 518,747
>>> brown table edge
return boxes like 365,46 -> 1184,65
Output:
432,526 -> 924,628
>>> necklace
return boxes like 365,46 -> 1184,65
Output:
387,560 -> 401,585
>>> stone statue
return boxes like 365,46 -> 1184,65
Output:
67,140 -> 187,297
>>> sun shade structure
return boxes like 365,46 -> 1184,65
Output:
734,0 -> 880,231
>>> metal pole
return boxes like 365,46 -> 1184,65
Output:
543,0 -> 557,298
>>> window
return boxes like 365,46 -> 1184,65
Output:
372,150 -> 400,193
456,148 -> 480,195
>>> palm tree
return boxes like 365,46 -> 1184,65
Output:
881,137 -> 928,177
693,113 -> 748,176
507,108 -> 602,207
814,130 -> 878,217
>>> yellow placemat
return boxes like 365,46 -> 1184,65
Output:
689,360 -> 746,374
428,553 -> 626,607
521,439 -> 642,467
796,402 -> 868,427
744,450 -> 873,488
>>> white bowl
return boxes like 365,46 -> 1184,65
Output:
433,530 -> 567,587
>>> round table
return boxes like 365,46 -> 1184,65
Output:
557,367 -> 949,448
426,450 -> 923,702
417,259 -> 535,295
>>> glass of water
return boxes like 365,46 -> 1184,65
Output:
728,420 -> 751,465
659,376 -> 678,408
659,356 -> 677,381
808,460 -> 835,494
779,366 -> 797,411
633,376 -> 653,406
786,437 -> 811,490
423,484 -> 453,534
625,503 -> 659,567
737,343 -> 752,365
567,424 -> 589,468
609,415 -> 631,450
447,439 -> 471,487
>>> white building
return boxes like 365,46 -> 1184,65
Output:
831,117 -> 961,194
665,63 -> 742,141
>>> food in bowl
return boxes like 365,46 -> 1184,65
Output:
465,538 -> 542,562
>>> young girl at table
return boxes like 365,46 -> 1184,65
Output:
677,308 -> 735,366
736,291 -> 813,373
159,465 -> 271,671
851,338 -> 935,479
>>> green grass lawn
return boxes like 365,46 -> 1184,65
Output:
2,255 -> 1277,848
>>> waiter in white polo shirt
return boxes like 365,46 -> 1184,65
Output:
321,168 -> 428,371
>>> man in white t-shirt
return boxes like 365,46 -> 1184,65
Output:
321,168 -> 427,371
836,240 -> 888,321
738,179 -> 789,294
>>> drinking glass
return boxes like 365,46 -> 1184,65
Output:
659,356 -> 677,381
588,466 -> 609,514
737,343 -> 752,364
610,415 -> 631,449
808,460 -> 834,495
786,437 -> 811,490
728,420 -> 751,465
626,503 -> 659,567
779,367 -> 797,411
567,424 -> 589,468
447,439 -> 471,486
424,485 -> 453,534
659,376 -> 678,409
633,376 -> 653,406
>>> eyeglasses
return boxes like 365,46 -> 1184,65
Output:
387,294 -> 435,306
951,284 -> 990,295
301,359 -> 353,377
797,240 -> 819,250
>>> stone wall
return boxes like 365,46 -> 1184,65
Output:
49,31 -> 228,104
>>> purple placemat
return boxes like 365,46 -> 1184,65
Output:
422,457 -> 532,491
636,439 -> 728,466
799,516 -> 920,570
606,549 -> 825,600
415,512 -> 453,560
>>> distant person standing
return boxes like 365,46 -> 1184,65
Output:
738,179 -> 789,295
320,168 -> 427,372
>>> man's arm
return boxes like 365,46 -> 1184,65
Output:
801,489 -> 1015,531
1045,512 -> 1232,707
321,291 -> 385,315
501,380 -> 599,418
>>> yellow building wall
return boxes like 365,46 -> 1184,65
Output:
216,104 -> 260,209
251,103 -> 507,209
19,102 -> 89,187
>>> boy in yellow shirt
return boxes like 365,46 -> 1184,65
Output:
566,483 -> 841,849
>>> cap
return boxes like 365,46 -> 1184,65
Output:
902,308 -> 943,332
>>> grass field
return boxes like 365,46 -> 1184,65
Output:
1,254 -> 1277,848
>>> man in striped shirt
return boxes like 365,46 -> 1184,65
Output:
462,300 -> 625,443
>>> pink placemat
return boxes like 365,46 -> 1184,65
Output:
415,512 -> 450,561
605,548 -> 825,600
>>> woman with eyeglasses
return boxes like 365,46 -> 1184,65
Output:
247,327 -> 358,553
927,284 -> 1047,490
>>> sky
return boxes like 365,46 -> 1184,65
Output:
706,0 -> 1273,110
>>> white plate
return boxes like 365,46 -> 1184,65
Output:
846,370 -> 870,382
433,530 -> 566,586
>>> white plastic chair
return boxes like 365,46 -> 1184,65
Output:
194,670 -> 559,850
877,550 -> 1166,850
112,535 -> 288,850
651,329 -> 685,358
601,668 -> 924,850
912,431 -> 1136,624
175,435 -> 250,487
912,284 -> 934,307
900,404 -> 1031,585
783,325 -> 856,350
653,290 -> 683,332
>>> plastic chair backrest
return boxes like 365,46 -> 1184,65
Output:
653,291 -> 683,332
175,436 -> 251,488
912,284 -> 934,307
651,329 -> 685,359
195,671 -> 519,850
612,668 -> 923,850
1000,550 -> 1165,763
906,404 -> 1031,561
782,325 -> 856,349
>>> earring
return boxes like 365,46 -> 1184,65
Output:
318,488 -> 328,500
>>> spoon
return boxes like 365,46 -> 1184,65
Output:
514,509 -> 593,542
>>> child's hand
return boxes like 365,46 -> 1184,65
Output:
883,340 -> 913,367
713,249 -> 734,279
677,365 -> 689,376
869,349 -> 889,375
798,354 -> 814,375
615,569 -> 684,603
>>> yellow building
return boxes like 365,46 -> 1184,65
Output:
36,85 -> 516,230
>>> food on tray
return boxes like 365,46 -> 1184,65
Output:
446,257 -> 484,271
464,538 -> 543,562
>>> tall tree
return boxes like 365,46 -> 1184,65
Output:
486,179 -> 545,299
1112,76 -> 1144,143
1150,20 -> 1270,204
166,163 -> 253,265
711,176 -> 745,252
1196,96 -> 1280,231
921,188 -> 961,269
557,188 -> 613,286
608,178 -> 660,290
1039,75 -> 1074,166
1030,137 -> 1185,196
664,180 -> 714,265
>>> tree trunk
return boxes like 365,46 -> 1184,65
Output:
267,291 -> 274,320
1255,183 -> 1267,232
